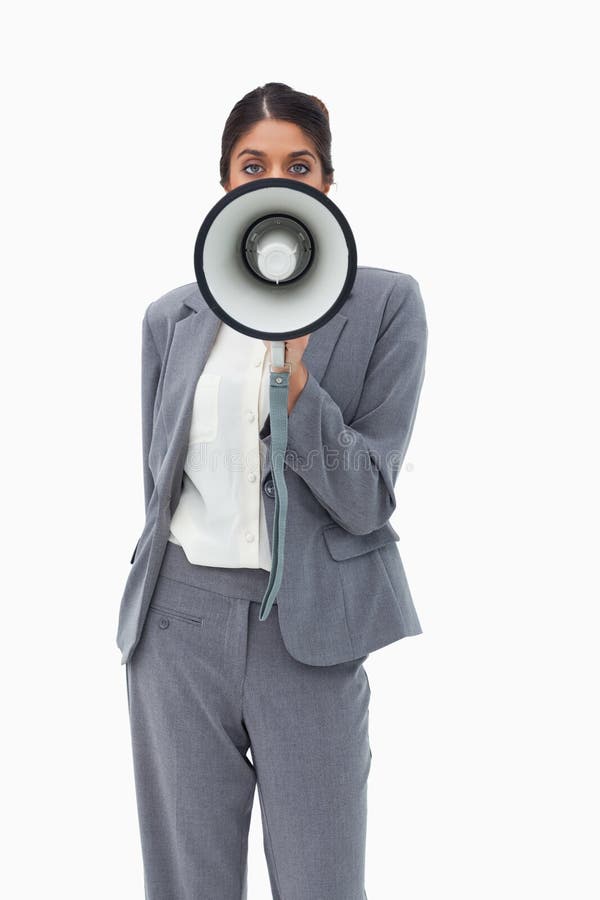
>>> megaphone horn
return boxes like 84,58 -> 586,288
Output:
194,177 -> 357,341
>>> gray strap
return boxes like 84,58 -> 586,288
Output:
258,368 -> 290,620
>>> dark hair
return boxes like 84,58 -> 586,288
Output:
219,82 -> 335,189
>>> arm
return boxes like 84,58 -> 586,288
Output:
272,277 -> 428,535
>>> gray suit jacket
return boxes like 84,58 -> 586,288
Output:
116,266 -> 428,666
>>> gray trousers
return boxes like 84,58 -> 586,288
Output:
126,539 -> 372,899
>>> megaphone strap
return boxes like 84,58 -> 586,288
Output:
258,368 -> 291,620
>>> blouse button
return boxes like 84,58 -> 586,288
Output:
245,532 -> 255,542
255,357 -> 263,367
246,411 -> 255,422
247,473 -> 257,482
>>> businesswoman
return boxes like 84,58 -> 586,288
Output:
119,81 -> 428,900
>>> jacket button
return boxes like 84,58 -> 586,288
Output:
159,617 -> 170,629
263,478 -> 275,497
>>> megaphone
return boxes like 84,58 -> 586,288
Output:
193,177 -> 357,620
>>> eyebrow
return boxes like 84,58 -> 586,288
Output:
236,148 -> 318,163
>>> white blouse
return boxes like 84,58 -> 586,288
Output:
167,321 -> 272,570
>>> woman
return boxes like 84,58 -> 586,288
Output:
118,82 -> 428,900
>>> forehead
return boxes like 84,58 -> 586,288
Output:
232,118 -> 317,155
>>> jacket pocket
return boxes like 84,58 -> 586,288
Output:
322,521 -> 399,560
189,372 -> 221,443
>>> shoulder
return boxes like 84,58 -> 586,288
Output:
142,281 -> 198,352
353,266 -> 427,338
144,281 -> 197,326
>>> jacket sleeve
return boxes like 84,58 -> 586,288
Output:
270,276 -> 428,536
140,308 -> 162,516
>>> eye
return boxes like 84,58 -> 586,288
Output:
242,163 -> 263,175
242,162 -> 311,177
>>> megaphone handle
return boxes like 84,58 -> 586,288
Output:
270,339 -> 287,370
258,350 -> 291,621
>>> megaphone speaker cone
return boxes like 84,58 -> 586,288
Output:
194,177 -> 356,341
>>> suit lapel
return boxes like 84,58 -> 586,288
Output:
161,304 -> 222,444
293,311 -> 348,385
160,301 -> 222,510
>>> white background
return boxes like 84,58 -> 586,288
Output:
2,1 -> 598,897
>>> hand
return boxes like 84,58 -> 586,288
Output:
263,335 -> 311,413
